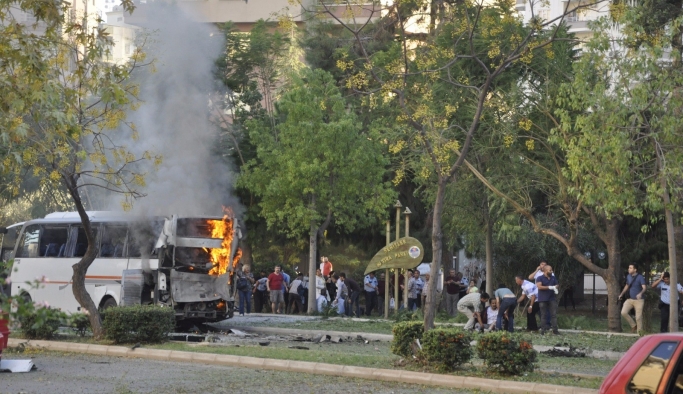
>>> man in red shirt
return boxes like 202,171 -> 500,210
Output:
321,256 -> 333,278
267,265 -> 285,314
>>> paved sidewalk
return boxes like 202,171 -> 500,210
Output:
6,338 -> 598,394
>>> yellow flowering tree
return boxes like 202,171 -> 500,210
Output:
0,0 -> 159,338
308,0 -> 601,330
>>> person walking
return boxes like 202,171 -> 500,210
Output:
515,274 -> 539,331
494,284 -> 517,332
407,270 -> 420,311
341,273 -> 361,317
652,272 -> 683,332
287,273 -> 304,314
619,263 -> 647,333
536,265 -> 560,335
254,271 -> 268,313
457,291 -> 490,331
267,265 -> 286,314
364,272 -> 379,316
444,269 -> 461,317
236,265 -> 254,316
530,260 -> 552,327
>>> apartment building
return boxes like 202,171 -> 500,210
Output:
516,0 -> 612,41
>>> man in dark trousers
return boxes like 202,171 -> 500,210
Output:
536,265 -> 560,335
340,273 -> 362,317
515,274 -> 539,331
652,272 -> 683,332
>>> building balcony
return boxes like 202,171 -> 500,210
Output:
315,2 -> 382,24
515,0 -> 525,12
567,19 -> 590,33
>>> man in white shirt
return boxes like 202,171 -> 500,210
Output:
516,274 -> 539,331
652,272 -> 683,333
287,273 -> 304,314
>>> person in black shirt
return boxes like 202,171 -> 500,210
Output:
326,270 -> 337,301
340,273 -> 361,317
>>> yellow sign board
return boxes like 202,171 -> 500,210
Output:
364,237 -> 424,275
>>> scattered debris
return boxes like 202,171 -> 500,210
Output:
131,343 -> 141,350
258,341 -> 270,346
330,336 -> 343,343
542,346 -> 586,358
318,335 -> 331,343
227,329 -> 250,337
291,336 -> 310,342
287,346 -> 309,350
0,359 -> 36,373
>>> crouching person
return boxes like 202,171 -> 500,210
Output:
457,291 -> 490,331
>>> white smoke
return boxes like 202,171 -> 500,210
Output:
108,5 -> 241,218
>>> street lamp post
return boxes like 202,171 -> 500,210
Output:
585,251 -> 594,314
394,200 -> 402,313
403,207 -> 411,308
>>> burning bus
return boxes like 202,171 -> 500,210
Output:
9,209 -> 242,331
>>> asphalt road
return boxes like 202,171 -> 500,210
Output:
1,352 -> 480,394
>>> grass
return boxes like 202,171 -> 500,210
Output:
245,317 -> 395,334
149,340 -> 398,369
528,331 -> 638,352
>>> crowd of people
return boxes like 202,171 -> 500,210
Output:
235,257 -> 683,335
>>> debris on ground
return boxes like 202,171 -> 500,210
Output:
287,346 -> 309,350
542,346 -> 586,357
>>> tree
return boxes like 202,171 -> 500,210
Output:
309,0 -> 605,330
553,11 -> 683,331
0,1 -> 158,338
238,68 -> 394,312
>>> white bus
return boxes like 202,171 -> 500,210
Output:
9,211 -> 242,330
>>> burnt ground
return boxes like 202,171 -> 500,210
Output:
0,353 -> 479,394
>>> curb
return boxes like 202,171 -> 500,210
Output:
7,338 -> 598,394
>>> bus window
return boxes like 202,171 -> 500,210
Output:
40,226 -> 69,257
100,225 -> 127,258
128,220 -> 163,258
70,226 -> 99,258
17,225 -> 40,258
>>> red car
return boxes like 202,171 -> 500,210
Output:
0,314 -> 8,360
600,333 -> 683,393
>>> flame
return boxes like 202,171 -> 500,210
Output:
207,207 -> 240,276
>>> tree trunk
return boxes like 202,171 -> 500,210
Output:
307,220 -> 317,314
63,175 -> 103,339
485,213 -> 493,296
604,219 -> 623,332
425,177 -> 447,331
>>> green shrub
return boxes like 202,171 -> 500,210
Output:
391,321 -> 424,357
69,313 -> 91,337
476,331 -> 537,375
392,308 -> 421,323
421,328 -> 473,371
103,305 -> 175,344
19,307 -> 66,339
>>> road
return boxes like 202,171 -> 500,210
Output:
1,352 -> 480,394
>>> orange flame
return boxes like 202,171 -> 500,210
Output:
207,207 -> 240,276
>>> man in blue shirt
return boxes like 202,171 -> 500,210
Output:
619,263 -> 647,333
536,265 -> 560,335
364,272 -> 379,316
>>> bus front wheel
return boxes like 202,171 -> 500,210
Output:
100,297 -> 117,310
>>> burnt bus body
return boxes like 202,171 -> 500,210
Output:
122,214 -> 241,330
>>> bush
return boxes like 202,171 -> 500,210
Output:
391,321 -> 424,357
19,307 -> 66,339
103,305 -> 175,344
69,313 -> 91,337
421,328 -> 473,371
476,331 -> 537,375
